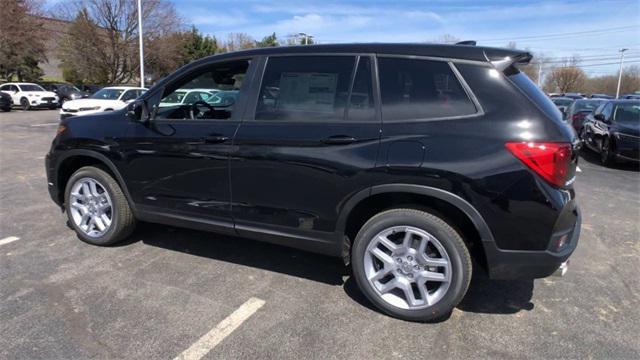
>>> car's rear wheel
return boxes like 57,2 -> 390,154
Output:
64,166 -> 136,246
352,208 -> 472,322
20,97 -> 30,111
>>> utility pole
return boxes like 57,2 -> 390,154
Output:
616,48 -> 628,99
137,0 -> 145,88
537,62 -> 542,88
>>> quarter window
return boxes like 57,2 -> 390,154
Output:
378,57 -> 476,121
255,56 -> 356,121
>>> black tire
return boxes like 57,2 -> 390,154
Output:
20,97 -> 30,111
351,208 -> 472,322
600,137 -> 616,166
49,105 -> 57,110
0,106 -> 10,112
64,166 -> 136,246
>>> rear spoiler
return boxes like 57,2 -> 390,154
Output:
484,50 -> 533,71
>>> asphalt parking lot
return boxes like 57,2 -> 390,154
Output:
1,109 -> 639,359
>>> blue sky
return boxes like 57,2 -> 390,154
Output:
47,0 -> 640,75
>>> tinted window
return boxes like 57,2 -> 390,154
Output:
156,59 -> 249,120
0,85 -> 10,91
378,57 -> 476,121
509,70 -> 562,120
601,103 -> 614,120
121,90 -> 139,101
347,57 -> 375,121
256,56 -> 355,121
19,84 -> 45,92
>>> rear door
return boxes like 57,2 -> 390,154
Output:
231,54 -> 381,248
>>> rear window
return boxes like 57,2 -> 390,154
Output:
509,70 -> 562,120
378,58 -> 476,121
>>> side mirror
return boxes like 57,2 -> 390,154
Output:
594,114 -> 606,122
127,99 -> 149,123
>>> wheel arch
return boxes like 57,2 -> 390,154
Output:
55,150 -> 135,211
337,184 -> 495,270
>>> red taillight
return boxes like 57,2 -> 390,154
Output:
505,142 -> 573,187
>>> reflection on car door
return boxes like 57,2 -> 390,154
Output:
122,58 -> 255,233
230,55 -> 381,252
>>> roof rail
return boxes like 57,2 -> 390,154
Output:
456,40 -> 477,46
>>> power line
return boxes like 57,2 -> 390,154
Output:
477,25 -> 638,42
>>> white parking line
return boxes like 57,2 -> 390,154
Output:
0,236 -> 20,246
30,123 -> 58,127
174,297 -> 265,360
577,166 -> 582,172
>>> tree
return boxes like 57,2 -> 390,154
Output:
182,26 -> 219,61
256,32 -> 278,48
0,0 -> 47,81
543,57 -> 586,93
223,33 -> 256,52
56,0 -> 181,84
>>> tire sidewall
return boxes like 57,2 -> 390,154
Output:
64,167 -> 121,246
20,98 -> 30,111
352,210 -> 471,321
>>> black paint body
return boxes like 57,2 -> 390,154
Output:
46,44 -> 581,279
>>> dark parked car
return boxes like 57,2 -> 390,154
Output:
77,84 -> 102,96
621,94 -> 640,100
0,91 -> 11,111
564,98 -> 606,132
41,83 -> 86,106
580,100 -> 640,165
552,96 -> 574,116
590,93 -> 613,99
563,92 -> 585,100
45,44 -> 581,322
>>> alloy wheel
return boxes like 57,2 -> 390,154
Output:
68,177 -> 113,238
364,226 -> 452,310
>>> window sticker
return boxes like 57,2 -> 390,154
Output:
278,72 -> 338,113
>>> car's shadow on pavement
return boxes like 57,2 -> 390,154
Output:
579,149 -> 639,172
134,222 -> 535,320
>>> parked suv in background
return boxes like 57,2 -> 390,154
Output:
60,86 -> 147,119
0,82 -> 58,110
41,83 -> 86,106
45,44 -> 581,322
580,100 -> 640,165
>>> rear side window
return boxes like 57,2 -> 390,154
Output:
378,57 -> 476,121
508,70 -> 562,120
256,56 -> 355,121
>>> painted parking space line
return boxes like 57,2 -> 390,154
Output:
174,297 -> 266,360
577,166 -> 582,172
0,236 -> 20,246
30,123 -> 58,127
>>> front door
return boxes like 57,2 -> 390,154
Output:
123,58 -> 255,231
231,55 -> 381,249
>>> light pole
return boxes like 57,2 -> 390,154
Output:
615,48 -> 628,99
137,0 -> 145,88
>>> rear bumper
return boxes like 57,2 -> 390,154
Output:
484,208 -> 581,279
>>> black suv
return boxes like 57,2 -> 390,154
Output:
46,44 -> 581,322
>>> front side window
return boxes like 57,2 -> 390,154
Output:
378,57 -> 476,121
255,56 -> 356,121
156,59 -> 249,120
121,90 -> 140,102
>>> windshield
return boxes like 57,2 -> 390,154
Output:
575,100 -> 603,111
207,91 -> 238,106
613,102 -> 640,126
90,88 -> 124,100
553,99 -> 573,107
20,84 -> 45,92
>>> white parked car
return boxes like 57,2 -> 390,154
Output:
60,86 -> 147,119
158,88 -> 219,107
0,82 -> 59,110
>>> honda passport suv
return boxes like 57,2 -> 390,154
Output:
46,44 -> 581,322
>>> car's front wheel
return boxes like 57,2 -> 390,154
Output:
600,137 -> 616,166
64,166 -> 136,246
352,208 -> 472,322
